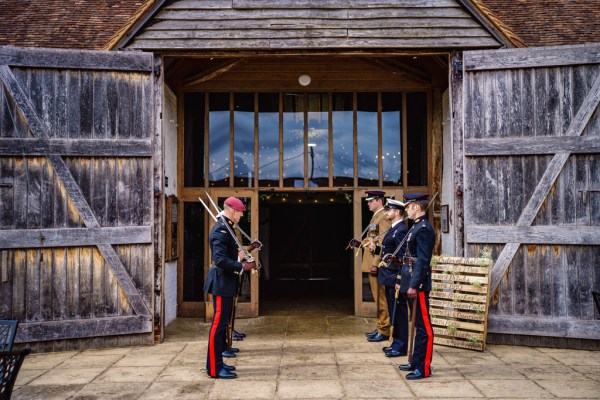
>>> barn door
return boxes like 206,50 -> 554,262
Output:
461,44 -> 600,340
0,46 -> 157,344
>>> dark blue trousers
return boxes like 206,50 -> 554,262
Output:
206,295 -> 233,377
385,286 -> 408,352
408,291 -> 433,377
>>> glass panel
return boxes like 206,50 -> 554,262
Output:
209,93 -> 230,187
332,93 -> 354,187
282,93 -> 305,187
233,93 -> 255,187
183,202 -> 205,302
258,93 -> 279,187
184,93 -> 205,187
357,93 -> 378,186
307,93 -> 329,187
406,92 -> 428,186
382,92 -> 402,186
218,196 -> 253,303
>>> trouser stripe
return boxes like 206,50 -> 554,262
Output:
419,291 -> 433,377
208,296 -> 222,376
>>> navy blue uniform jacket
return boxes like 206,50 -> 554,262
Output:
204,217 -> 243,297
374,220 -> 408,287
400,215 -> 434,292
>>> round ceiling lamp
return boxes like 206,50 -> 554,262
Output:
298,74 -> 311,86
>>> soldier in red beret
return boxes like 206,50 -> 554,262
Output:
205,197 -> 256,379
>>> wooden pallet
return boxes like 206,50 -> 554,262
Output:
429,255 -> 493,351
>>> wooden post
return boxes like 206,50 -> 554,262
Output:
450,51 -> 465,257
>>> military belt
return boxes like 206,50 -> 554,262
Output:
402,256 -> 418,264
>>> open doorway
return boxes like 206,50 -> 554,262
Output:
258,191 -> 354,314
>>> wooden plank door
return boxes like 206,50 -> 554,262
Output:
461,44 -> 600,342
0,46 -> 157,346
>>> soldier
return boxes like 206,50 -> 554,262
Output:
205,197 -> 257,379
399,195 -> 435,380
368,199 -> 409,357
362,190 -> 392,342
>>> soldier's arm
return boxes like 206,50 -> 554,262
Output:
408,228 -> 435,290
210,231 -> 243,274
372,217 -> 392,265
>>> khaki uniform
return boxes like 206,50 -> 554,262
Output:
360,208 -> 391,336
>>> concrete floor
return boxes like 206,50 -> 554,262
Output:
10,284 -> 600,399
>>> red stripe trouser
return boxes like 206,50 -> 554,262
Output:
408,291 -> 434,377
206,295 -> 233,377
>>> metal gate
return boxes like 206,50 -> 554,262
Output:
462,44 -> 600,342
0,46 -> 156,346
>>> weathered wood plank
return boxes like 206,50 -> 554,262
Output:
25,250 -> 40,322
14,315 -> 152,342
132,37 -> 500,50
465,44 -> 600,71
66,247 -> 79,317
464,136 -> 600,156
467,226 -> 600,245
52,248 -> 67,320
150,17 -> 481,30
79,247 -> 93,319
434,336 -> 483,350
231,0 -> 460,8
0,46 -> 154,71
488,315 -> 600,340
39,248 -> 52,320
0,226 -> 152,248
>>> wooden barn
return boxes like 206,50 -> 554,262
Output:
0,0 -> 598,351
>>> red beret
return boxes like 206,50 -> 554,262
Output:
224,197 -> 246,211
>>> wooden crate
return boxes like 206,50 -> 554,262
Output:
429,255 -> 493,351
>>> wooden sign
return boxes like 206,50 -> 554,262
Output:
429,255 -> 493,351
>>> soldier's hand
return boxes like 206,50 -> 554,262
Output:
238,250 -> 246,261
407,287 -> 417,299
395,284 -> 400,292
248,240 -> 262,251
242,260 -> 257,271
368,242 -> 376,252
369,265 -> 378,277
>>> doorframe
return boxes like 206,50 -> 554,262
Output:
204,188 -> 260,321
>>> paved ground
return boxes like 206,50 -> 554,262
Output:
11,314 -> 600,400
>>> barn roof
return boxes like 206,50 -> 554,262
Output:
0,0 -> 597,50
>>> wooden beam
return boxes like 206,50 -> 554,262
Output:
488,315 -> 600,340
359,57 -> 430,83
0,227 -> 152,248
465,136 -> 600,156
488,73 -> 600,293
465,43 -> 600,71
183,59 -> 242,87
0,138 -> 152,156
0,65 -> 152,318
14,315 -> 152,342
0,46 -> 154,71
466,226 -> 600,245
451,51 -> 465,257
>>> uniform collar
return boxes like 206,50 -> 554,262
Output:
413,215 -> 428,224
373,207 -> 385,216
391,218 -> 403,228
220,216 -> 235,227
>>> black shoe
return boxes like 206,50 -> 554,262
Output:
222,350 -> 236,358
223,364 -> 236,371
229,347 -> 240,353
384,349 -> 407,358
406,368 -> 427,380
233,333 -> 244,341
234,330 -> 246,338
216,367 -> 237,379
382,346 -> 393,352
365,329 -> 378,337
399,363 -> 415,371
367,332 -> 389,342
